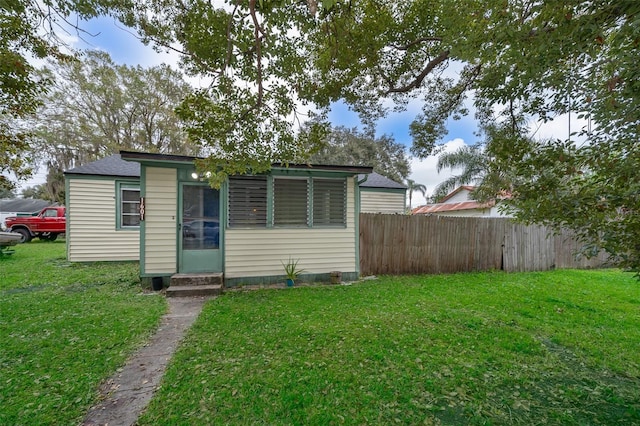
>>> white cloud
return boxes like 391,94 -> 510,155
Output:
407,138 -> 467,207
531,113 -> 590,144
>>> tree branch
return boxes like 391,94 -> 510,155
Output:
249,0 -> 266,106
386,49 -> 449,94
391,36 -> 442,51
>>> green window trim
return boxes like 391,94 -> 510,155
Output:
116,181 -> 141,231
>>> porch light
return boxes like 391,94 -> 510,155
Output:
191,171 -> 213,180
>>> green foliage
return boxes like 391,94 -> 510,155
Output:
406,178 -> 427,209
0,241 -> 166,425
281,256 -> 305,280
305,125 -> 410,182
30,50 -> 196,179
434,143 -> 487,201
138,270 -> 640,425
0,0 -> 100,187
6,0 -> 632,269
20,184 -> 47,200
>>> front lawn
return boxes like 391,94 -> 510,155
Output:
0,241 -> 166,425
139,269 -> 640,425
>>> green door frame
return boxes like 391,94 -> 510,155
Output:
178,182 -> 223,273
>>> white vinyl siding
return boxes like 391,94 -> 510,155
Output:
143,167 -> 177,274
67,178 -> 139,262
360,191 -> 405,214
225,178 -> 356,279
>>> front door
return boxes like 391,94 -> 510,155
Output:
179,183 -> 222,273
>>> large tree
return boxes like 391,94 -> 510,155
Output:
0,0 -> 112,189
305,125 -> 409,183
3,1 -> 639,271
27,50 -> 197,195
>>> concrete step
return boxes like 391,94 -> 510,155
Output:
170,273 -> 223,287
166,284 -> 223,297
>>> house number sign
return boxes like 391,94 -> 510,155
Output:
139,197 -> 145,221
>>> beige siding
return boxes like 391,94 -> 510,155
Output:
67,179 -> 139,262
360,191 -> 405,214
143,167 -> 177,274
225,178 -> 357,278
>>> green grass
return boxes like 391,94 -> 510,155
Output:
0,240 -> 166,425
139,269 -> 640,425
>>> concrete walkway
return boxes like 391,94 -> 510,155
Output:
83,296 -> 211,426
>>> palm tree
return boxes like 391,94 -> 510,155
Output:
433,144 -> 487,202
405,179 -> 427,210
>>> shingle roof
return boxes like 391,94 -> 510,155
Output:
0,198 -> 53,213
64,154 -> 140,178
358,172 -> 407,189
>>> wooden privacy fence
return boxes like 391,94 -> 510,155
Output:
359,214 -> 609,276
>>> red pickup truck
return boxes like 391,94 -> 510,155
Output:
6,206 -> 66,243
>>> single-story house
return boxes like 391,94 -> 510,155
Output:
65,152 -> 384,286
358,172 -> 407,214
0,198 -> 54,230
64,155 -> 141,262
412,185 -> 510,217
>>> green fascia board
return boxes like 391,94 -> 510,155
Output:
66,174 -> 139,182
360,187 -> 406,194
271,168 -> 356,178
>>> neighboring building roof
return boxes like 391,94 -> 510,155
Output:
438,185 -> 476,203
64,154 -> 140,178
411,200 -> 496,214
358,172 -> 407,190
0,198 -> 53,213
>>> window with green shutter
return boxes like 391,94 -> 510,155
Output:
228,176 -> 268,228
273,178 -> 309,227
226,175 -> 347,229
313,178 -> 346,227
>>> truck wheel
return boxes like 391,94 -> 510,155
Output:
38,232 -> 58,241
13,228 -> 32,243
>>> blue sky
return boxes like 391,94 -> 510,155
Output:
27,15 -> 572,207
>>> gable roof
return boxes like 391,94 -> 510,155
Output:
438,185 -> 476,203
0,198 -> 53,213
64,154 -> 140,178
358,172 -> 407,190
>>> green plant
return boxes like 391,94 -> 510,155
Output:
139,269 -> 640,425
281,256 -> 305,280
0,241 -> 167,424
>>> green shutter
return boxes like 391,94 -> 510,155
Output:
312,178 -> 346,227
228,176 -> 267,228
274,178 -> 309,227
